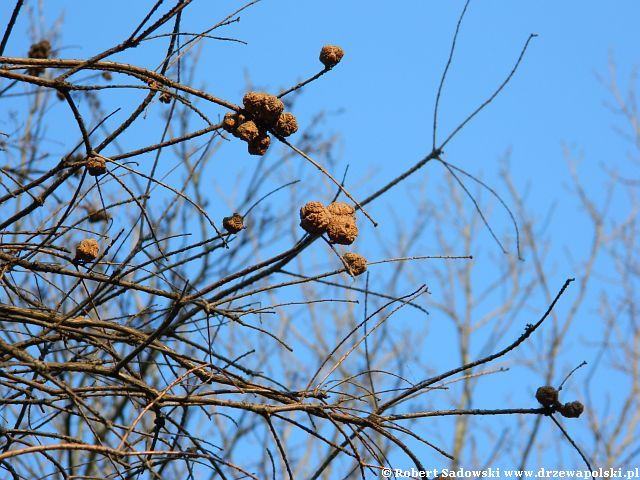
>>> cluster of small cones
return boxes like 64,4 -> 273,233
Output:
70,46 -> 347,268
535,386 -> 584,418
221,45 -> 345,155
223,92 -> 298,156
300,201 -> 358,245
299,201 -> 367,276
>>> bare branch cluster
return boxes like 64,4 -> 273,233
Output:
0,2 -> 612,478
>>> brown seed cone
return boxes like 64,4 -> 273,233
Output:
343,252 -> 367,276
300,202 -> 330,235
319,45 -> 344,68
223,112 -> 241,134
27,40 -> 51,76
326,202 -> 358,244
223,213 -> 244,233
273,112 -> 298,137
327,202 -> 355,216
327,216 -> 358,245
236,121 -> 260,142
247,132 -> 271,156
86,155 -> 107,176
102,71 -> 113,81
243,91 -> 284,126
75,238 -> 99,263
28,40 -> 51,59
535,386 -> 559,408
558,401 -> 584,418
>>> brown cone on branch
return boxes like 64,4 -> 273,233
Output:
243,91 -> 284,127
326,202 -> 358,245
247,132 -> 271,156
558,401 -> 584,418
298,201 -> 359,244
273,112 -> 298,137
535,386 -> 560,408
343,252 -> 367,276
236,121 -> 260,143
223,213 -> 244,233
299,202 -> 330,235
28,40 -> 51,76
319,45 -> 344,68
223,110 -> 272,155
86,155 -> 107,176
74,238 -> 100,263
223,112 -> 246,135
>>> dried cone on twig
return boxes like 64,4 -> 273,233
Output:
273,112 -> 298,137
319,45 -> 344,68
236,121 -> 260,143
299,201 -> 359,244
223,112 -> 244,134
558,401 -> 584,418
223,213 -> 244,233
224,92 -> 298,156
223,111 -> 273,155
248,132 -> 270,156
243,92 -> 284,127
86,155 -> 107,176
343,252 -> 367,276
300,202 -> 330,235
75,238 -> 100,263
28,40 -> 51,76
535,386 -> 559,408
326,202 -> 358,245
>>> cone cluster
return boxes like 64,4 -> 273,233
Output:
535,386 -> 584,418
299,201 -> 358,245
558,400 -> 584,418
223,92 -> 298,156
